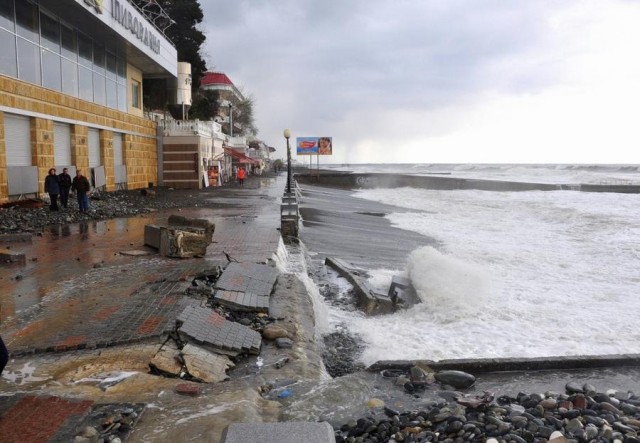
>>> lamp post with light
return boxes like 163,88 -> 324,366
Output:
283,128 -> 292,193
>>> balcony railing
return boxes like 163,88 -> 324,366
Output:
162,120 -> 223,138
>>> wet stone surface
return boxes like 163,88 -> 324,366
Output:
332,380 -> 640,443
73,403 -> 145,443
322,328 -> 366,378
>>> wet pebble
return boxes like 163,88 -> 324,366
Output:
334,381 -> 640,443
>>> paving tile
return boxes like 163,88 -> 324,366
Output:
0,395 -> 94,443
177,305 -> 261,355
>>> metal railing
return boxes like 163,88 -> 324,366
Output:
162,120 -> 223,138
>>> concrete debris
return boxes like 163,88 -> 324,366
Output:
181,343 -> 234,383
177,305 -> 262,356
144,214 -> 216,258
168,214 -> 215,243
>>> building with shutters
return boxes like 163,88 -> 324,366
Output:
0,0 -> 178,203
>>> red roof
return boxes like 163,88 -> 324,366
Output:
201,72 -> 234,86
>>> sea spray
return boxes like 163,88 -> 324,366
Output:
406,246 -> 492,322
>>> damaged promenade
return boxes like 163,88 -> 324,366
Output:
0,175 -> 327,442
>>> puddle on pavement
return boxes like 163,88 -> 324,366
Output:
0,216 -> 163,320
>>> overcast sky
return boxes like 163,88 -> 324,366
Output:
200,0 -> 640,164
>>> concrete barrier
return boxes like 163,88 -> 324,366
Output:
368,354 -> 640,373
222,422 -> 335,443
0,248 -> 25,264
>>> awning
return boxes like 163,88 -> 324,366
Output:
224,148 -> 260,165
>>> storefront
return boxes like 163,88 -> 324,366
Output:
0,0 -> 177,202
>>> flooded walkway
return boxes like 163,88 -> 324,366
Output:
0,175 -> 293,442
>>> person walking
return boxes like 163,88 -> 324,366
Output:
44,168 -> 60,211
72,169 -> 91,213
58,167 -> 72,209
237,167 -> 246,186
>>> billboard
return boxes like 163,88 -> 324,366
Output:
296,137 -> 332,155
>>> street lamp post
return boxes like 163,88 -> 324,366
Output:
228,103 -> 233,137
283,128 -> 291,194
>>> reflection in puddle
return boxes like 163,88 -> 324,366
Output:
0,215 -> 162,320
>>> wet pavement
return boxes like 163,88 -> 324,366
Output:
0,175 -> 289,442
2,175 -> 640,442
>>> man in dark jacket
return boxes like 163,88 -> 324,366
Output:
44,167 -> 60,211
71,169 -> 91,213
58,167 -> 72,209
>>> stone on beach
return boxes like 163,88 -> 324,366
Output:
262,325 -> 289,340
434,369 -> 476,389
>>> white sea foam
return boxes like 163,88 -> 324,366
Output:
327,182 -> 640,365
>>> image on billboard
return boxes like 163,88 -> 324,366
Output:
296,137 -> 332,155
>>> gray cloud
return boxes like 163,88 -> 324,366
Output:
198,0 -> 636,162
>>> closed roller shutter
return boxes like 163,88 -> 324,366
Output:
54,123 -> 72,167
4,114 -> 32,166
113,132 -> 123,165
88,128 -> 100,167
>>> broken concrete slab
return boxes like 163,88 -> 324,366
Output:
215,262 -> 279,296
325,257 -> 394,315
160,227 -> 208,258
181,343 -> 234,383
144,215 -> 215,258
168,214 -> 215,242
177,305 -> 262,356
214,290 -> 270,313
149,341 -> 183,376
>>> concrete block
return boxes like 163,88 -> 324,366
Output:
0,248 -> 26,264
159,227 -> 208,258
222,422 -> 336,443
168,214 -> 215,242
144,224 -> 161,249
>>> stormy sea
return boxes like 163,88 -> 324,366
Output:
292,164 -> 640,366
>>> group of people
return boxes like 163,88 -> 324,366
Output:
44,168 -> 91,212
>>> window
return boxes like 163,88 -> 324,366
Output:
106,79 -> 117,108
42,49 -> 61,91
60,23 -> 76,61
61,57 -> 78,96
106,51 -> 116,80
93,42 -> 105,74
40,12 -> 59,52
0,28 -> 16,77
15,0 -> 38,43
0,2 -> 128,111
78,65 -> 92,101
117,83 -> 127,112
17,38 -> 40,84
132,80 -> 140,109
0,0 -> 15,32
93,71 -> 105,105
78,32 -> 92,68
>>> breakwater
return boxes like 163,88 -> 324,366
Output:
295,170 -> 640,193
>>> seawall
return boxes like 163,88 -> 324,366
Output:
295,170 -> 640,193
